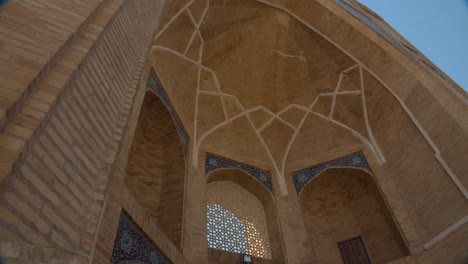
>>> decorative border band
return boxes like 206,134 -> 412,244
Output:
147,70 -> 189,159
205,153 -> 273,192
292,151 -> 372,194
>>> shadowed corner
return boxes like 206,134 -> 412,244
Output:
465,0 -> 468,9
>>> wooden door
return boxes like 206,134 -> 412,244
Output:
338,236 -> 371,264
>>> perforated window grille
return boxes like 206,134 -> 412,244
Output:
207,181 -> 272,259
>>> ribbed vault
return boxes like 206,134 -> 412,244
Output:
148,0 -> 466,201
150,0 -> 385,195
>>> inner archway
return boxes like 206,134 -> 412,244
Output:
207,182 -> 270,258
125,91 -> 186,249
300,168 -> 409,264
206,168 -> 285,263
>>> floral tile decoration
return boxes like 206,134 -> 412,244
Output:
111,211 -> 171,264
147,70 -> 189,160
205,153 -> 273,192
292,151 -> 372,194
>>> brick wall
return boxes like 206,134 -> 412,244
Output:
0,0 -> 163,262
126,94 -> 164,222
126,91 -> 185,248
351,176 -> 409,263
300,168 -> 407,264
0,0 -> 466,263
363,71 -> 467,243
92,165 -> 189,264
0,0 -> 104,131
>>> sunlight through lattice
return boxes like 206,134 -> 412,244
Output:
207,181 -> 272,259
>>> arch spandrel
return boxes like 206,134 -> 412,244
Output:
206,154 -> 274,195
292,151 -> 372,195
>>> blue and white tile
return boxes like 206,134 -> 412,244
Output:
292,152 -> 372,194
205,153 -> 273,192
111,212 -> 171,264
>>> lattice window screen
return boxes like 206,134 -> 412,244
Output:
207,181 -> 272,259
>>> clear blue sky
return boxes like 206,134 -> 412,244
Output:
358,0 -> 468,91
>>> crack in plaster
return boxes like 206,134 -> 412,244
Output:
274,50 -> 306,61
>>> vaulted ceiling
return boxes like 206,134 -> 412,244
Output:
150,0 -> 389,194
143,1 -> 468,253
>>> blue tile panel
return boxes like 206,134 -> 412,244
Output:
111,211 -> 172,264
292,151 -> 372,194
205,153 -> 273,192
147,70 -> 189,159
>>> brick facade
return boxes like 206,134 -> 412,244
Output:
0,0 -> 466,263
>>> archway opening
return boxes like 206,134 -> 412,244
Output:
125,91 -> 186,249
300,168 -> 409,264
206,168 -> 284,263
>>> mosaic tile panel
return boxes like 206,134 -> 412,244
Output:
111,211 -> 172,264
205,153 -> 273,192
147,70 -> 189,159
292,151 -> 372,194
